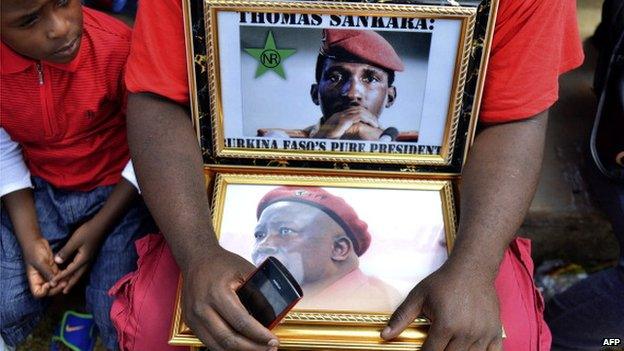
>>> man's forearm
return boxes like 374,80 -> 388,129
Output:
126,93 -> 218,270
449,111 -> 548,279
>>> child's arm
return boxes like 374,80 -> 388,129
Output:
52,162 -> 139,293
1,190 -> 66,297
0,128 -> 64,297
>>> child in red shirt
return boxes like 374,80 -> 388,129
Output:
0,0 -> 154,349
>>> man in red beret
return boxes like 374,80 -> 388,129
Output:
258,29 -> 419,141
252,187 -> 401,312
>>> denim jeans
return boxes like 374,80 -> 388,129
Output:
0,177 -> 155,350
545,164 -> 624,350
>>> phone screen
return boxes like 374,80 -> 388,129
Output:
237,257 -> 303,328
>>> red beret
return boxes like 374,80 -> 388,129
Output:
320,29 -> 404,72
257,186 -> 371,256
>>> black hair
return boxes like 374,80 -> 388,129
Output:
315,54 -> 395,86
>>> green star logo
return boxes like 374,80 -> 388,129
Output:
244,31 -> 296,79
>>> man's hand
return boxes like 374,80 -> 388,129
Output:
380,113 -> 549,350
343,122 -> 385,140
22,236 -> 66,298
313,106 -> 383,140
381,261 -> 503,351
181,247 -> 279,351
127,93 -> 278,350
52,219 -> 105,294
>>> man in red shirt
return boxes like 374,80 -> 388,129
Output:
0,1 -> 154,349
111,0 -> 583,350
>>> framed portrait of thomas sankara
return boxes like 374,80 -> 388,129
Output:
183,0 -> 498,171
170,171 -> 458,350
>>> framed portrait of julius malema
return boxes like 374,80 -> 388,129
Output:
183,0 -> 499,173
170,170 -> 459,350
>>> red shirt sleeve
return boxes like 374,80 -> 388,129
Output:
125,0 -> 189,104
479,0 -> 584,123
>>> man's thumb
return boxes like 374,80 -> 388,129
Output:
381,287 -> 425,340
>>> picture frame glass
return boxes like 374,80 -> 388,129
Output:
206,3 -> 476,165
213,175 -> 454,314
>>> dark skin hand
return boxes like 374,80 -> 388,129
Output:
23,238 -> 64,297
343,122 -> 384,141
312,106 -> 383,140
2,180 -> 137,297
382,111 -> 549,351
52,179 -> 138,294
127,93 -> 278,351
2,189 -> 66,297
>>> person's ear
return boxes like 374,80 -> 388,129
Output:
385,86 -> 396,108
310,83 -> 320,106
331,235 -> 352,261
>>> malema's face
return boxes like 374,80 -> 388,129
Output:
251,201 -> 339,285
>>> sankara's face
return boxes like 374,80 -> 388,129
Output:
312,58 -> 396,120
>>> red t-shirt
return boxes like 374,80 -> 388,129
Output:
1,7 -> 132,191
479,0 -> 583,122
126,0 -> 583,123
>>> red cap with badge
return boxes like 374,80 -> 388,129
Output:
320,29 -> 404,72
257,186 -> 372,256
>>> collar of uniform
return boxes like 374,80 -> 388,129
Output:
1,38 -> 83,75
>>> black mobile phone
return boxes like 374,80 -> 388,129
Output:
236,256 -> 303,329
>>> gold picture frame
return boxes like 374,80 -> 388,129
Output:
170,170 -> 458,350
189,0 -> 483,167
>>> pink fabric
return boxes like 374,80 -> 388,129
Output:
110,234 -> 549,350
109,234 -> 187,351
496,237 -> 551,351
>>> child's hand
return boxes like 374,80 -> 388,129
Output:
52,220 -> 106,294
51,178 -> 137,294
22,237 -> 66,298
